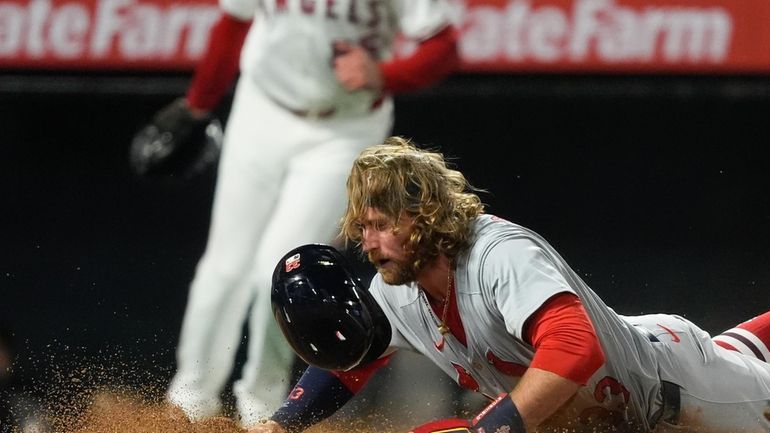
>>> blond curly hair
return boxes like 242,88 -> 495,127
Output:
341,136 -> 485,270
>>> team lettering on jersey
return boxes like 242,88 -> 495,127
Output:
452,362 -> 480,391
260,0 -> 383,28
258,0 -> 386,59
486,350 -> 528,377
581,376 -> 631,428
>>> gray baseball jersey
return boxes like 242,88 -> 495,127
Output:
369,214 -> 770,432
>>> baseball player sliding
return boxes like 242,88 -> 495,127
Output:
130,0 -> 460,427
258,137 -> 770,433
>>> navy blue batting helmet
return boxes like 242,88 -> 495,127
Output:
271,244 -> 391,371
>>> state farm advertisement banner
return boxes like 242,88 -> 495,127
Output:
1,0 -> 770,73
457,0 -> 770,73
0,0 -> 218,69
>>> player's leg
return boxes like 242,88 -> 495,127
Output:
166,79 -> 297,420
643,315 -> 770,433
712,311 -> 770,363
232,102 -> 394,427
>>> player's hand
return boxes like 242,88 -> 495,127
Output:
245,419 -> 287,433
332,40 -> 383,91
409,418 -> 472,433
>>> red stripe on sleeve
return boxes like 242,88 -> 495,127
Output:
186,13 -> 251,111
331,354 -> 392,394
524,293 -> 605,385
379,26 -> 460,94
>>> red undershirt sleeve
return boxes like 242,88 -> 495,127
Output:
331,353 -> 393,394
186,12 -> 252,112
379,25 -> 460,94
523,293 -> 605,385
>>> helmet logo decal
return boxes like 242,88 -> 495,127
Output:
285,253 -> 301,272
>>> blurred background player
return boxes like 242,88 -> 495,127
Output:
134,0 -> 460,428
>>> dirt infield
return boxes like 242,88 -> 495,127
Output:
62,392 -> 239,433
48,390 -> 394,433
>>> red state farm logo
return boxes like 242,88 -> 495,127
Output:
285,253 -> 301,272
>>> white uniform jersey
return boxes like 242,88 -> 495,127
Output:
219,0 -> 452,116
369,214 -> 770,432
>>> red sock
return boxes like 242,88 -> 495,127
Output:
712,311 -> 770,362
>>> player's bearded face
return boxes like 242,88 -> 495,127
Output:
369,247 -> 416,285
360,208 -> 417,285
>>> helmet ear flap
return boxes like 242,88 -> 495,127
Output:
271,244 -> 391,371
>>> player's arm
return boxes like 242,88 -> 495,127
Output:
379,25 -> 460,93
333,25 -> 459,93
490,236 -> 606,429
410,294 -> 603,433
412,293 -> 603,433
478,293 -> 605,432
510,292 -> 604,430
184,11 -> 252,116
411,234 -> 607,433
247,355 -> 392,433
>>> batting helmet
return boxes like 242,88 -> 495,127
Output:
271,244 -> 391,371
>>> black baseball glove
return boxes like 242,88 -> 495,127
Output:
129,98 -> 223,181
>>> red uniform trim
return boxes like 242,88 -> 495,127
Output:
186,13 -> 251,111
524,293 -> 605,385
379,26 -> 460,94
331,354 -> 392,394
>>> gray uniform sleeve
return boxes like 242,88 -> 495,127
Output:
480,238 -> 576,340
368,276 -> 412,353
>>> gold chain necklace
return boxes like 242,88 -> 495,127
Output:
435,268 -> 453,351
